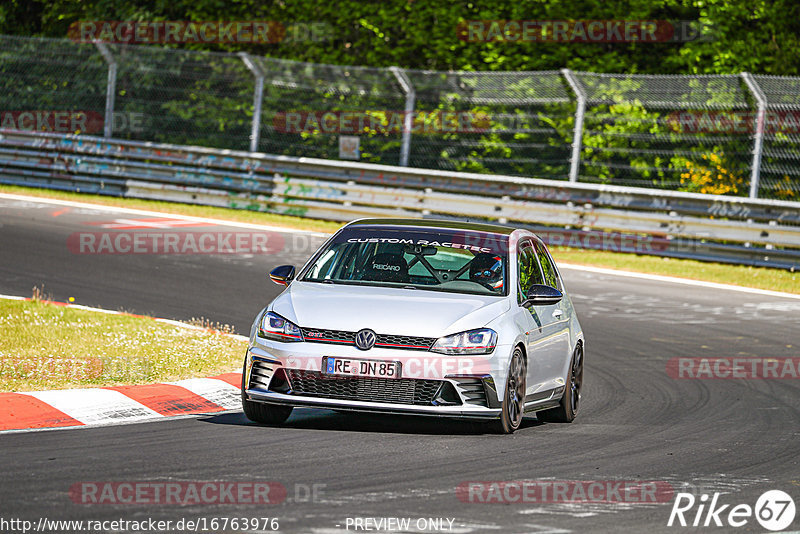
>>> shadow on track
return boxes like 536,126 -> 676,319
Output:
199,409 -> 544,435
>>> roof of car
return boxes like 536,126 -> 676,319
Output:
345,218 -> 516,235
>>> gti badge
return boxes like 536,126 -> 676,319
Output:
355,329 -> 376,351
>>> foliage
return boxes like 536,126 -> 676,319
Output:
1,0 -> 798,198
679,153 -> 746,195
2,0 -> 799,75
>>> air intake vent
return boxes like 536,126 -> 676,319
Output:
248,359 -> 276,390
453,377 -> 489,407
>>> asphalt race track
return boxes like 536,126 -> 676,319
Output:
1,195 -> 798,534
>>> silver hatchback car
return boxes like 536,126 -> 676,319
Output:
242,219 -> 584,433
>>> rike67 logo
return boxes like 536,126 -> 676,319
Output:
668,490 -> 796,531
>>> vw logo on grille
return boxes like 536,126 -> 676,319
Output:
354,329 -> 377,351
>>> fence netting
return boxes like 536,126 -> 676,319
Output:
575,72 -> 755,196
0,34 -> 798,200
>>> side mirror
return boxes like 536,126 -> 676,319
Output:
269,265 -> 295,286
523,284 -> 563,306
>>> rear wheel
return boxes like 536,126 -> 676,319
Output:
491,347 -> 527,434
241,359 -> 292,425
538,344 -> 583,423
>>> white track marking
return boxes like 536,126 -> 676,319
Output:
559,263 -> 800,300
0,192 -> 327,236
153,318 -> 248,341
152,318 -> 206,330
22,389 -> 162,425
68,304 -> 119,314
168,378 -> 241,409
0,410 -> 239,435
4,192 -> 797,300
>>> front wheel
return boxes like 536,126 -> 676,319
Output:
538,344 -> 583,423
241,359 -> 292,425
490,347 -> 527,434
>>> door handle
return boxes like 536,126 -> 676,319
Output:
552,309 -> 563,319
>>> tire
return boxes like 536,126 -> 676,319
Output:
538,343 -> 583,424
490,347 -> 527,434
241,359 -> 293,425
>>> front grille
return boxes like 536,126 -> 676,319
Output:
374,333 -> 436,350
300,328 -> 354,344
283,369 -> 445,405
300,328 -> 435,351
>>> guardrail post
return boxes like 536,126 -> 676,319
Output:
94,42 -> 117,139
239,53 -> 266,153
741,72 -> 767,199
561,69 -> 587,183
390,66 -> 415,167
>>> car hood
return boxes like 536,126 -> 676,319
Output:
270,281 -> 510,338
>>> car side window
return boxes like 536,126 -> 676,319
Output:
534,241 -> 559,289
517,243 -> 545,302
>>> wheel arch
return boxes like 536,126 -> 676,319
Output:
514,341 -> 527,365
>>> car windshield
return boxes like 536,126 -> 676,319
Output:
301,226 -> 509,296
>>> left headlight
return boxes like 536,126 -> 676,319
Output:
258,311 -> 303,342
430,328 -> 497,355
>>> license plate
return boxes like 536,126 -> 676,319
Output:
324,357 -> 401,379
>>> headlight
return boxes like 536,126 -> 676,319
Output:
258,311 -> 303,342
430,328 -> 497,355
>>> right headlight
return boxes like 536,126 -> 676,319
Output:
258,311 -> 303,342
430,328 -> 497,355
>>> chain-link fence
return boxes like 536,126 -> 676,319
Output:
1,34 -> 798,200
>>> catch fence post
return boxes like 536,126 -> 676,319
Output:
390,66 -> 416,167
562,69 -> 587,183
94,42 -> 117,139
240,52 -> 266,153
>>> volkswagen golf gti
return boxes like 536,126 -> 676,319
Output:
241,218 -> 584,433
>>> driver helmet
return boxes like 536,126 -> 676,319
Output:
469,252 -> 504,290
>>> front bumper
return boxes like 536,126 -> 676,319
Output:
244,341 -> 507,419
245,389 -> 501,419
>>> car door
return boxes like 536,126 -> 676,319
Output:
516,239 -> 563,400
533,239 -> 572,386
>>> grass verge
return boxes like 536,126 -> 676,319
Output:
1,184 -> 797,295
0,298 -> 247,392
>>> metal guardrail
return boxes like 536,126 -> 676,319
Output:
1,129 -> 799,269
